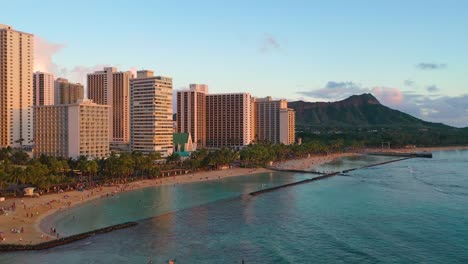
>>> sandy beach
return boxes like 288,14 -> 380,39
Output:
0,167 -> 271,245
271,152 -> 358,171
1,146 -> 466,246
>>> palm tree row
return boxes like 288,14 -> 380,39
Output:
0,138 -> 361,194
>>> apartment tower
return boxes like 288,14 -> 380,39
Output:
130,70 -> 173,156
206,93 -> 253,148
55,78 -> 84,104
0,24 -> 34,148
176,84 -> 207,148
34,99 -> 110,159
33,72 -> 54,106
87,67 -> 132,145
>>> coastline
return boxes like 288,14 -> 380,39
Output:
0,151 -> 353,246
1,146 -> 465,246
0,167 -> 270,245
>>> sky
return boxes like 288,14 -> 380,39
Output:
2,0 -> 468,127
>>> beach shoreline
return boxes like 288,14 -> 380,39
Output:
0,167 -> 272,245
0,151 -> 352,246
1,146 -> 466,246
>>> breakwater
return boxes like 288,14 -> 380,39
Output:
249,172 -> 339,196
0,222 -> 137,252
341,157 -> 412,173
268,168 -> 323,175
251,157 -> 414,196
366,151 -> 432,158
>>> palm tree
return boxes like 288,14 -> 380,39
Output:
87,160 -> 99,183
166,152 -> 181,164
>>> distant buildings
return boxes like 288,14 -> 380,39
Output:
55,78 -> 84,104
176,84 -> 207,148
34,99 -> 110,159
254,96 -> 295,145
87,67 -> 133,146
33,72 -> 54,106
206,93 -> 253,148
0,24 -> 34,148
130,70 -> 173,156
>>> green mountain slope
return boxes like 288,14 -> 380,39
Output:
289,93 -> 450,129
289,94 -> 468,147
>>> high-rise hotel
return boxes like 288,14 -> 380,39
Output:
0,24 -> 34,148
254,97 -> 296,145
34,99 -> 110,159
206,93 -> 253,148
87,67 -> 133,146
176,84 -> 208,148
33,72 -> 54,106
177,90 -> 296,149
55,78 -> 84,105
130,70 -> 173,156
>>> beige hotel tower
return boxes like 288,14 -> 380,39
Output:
87,67 -> 133,146
33,72 -> 54,106
254,97 -> 295,145
176,84 -> 208,148
206,93 -> 253,148
34,99 -> 110,159
130,70 -> 173,156
55,78 -> 84,105
0,24 -> 34,148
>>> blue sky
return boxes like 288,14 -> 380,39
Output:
2,0 -> 468,126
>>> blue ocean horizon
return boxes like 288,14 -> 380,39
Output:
2,150 -> 468,263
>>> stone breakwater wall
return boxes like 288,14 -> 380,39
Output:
251,157 -> 414,196
0,222 -> 138,252
249,172 -> 339,196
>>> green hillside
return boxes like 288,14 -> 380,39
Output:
289,93 -> 449,129
289,94 -> 468,147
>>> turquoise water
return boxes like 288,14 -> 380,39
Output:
43,171 -> 311,236
1,150 -> 468,263
312,154 -> 401,173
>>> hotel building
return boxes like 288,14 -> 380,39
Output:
33,72 -> 54,106
55,78 -> 84,104
253,96 -> 295,145
0,24 -> 34,148
87,67 -> 133,145
34,99 -> 110,159
206,93 -> 253,148
176,84 -> 207,148
280,107 -> 296,145
130,70 -> 173,156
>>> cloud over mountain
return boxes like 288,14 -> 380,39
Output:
297,81 -> 468,127
416,63 -> 447,70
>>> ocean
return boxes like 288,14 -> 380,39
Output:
1,150 -> 467,263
